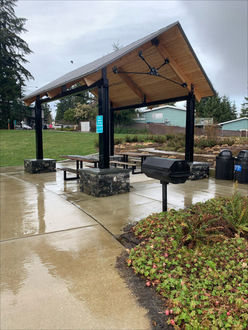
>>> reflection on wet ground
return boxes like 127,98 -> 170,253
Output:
0,164 -> 247,329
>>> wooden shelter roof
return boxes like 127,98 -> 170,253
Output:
23,21 -> 215,107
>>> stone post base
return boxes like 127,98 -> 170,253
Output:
79,168 -> 130,197
24,159 -> 56,174
189,162 -> 209,180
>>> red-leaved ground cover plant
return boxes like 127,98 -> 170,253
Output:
128,194 -> 248,329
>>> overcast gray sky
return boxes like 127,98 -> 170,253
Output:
16,0 -> 247,114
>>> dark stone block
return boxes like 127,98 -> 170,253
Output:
24,159 -> 56,174
189,162 -> 210,180
79,167 -> 130,197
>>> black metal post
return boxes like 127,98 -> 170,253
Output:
161,181 -> 168,212
98,67 -> 110,169
110,108 -> 114,156
35,96 -> 43,160
185,86 -> 195,163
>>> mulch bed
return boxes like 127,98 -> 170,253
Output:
116,224 -> 172,330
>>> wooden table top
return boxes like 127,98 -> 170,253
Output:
117,152 -> 152,157
61,155 -> 99,162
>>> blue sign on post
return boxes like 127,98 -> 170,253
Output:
96,115 -> 103,133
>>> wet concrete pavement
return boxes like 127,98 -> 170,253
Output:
1,164 -> 247,329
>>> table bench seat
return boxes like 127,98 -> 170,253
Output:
110,160 -> 137,174
58,167 -> 79,181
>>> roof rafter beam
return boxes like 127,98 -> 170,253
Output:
40,80 -> 101,104
112,95 -> 187,111
155,43 -> 201,102
118,66 -> 151,103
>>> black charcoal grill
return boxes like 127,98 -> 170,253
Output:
142,157 -> 190,211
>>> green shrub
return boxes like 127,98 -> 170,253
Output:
195,137 -> 219,149
60,127 -> 75,131
137,136 -> 145,143
220,137 -> 236,146
132,194 -> 248,245
125,135 -> 132,143
114,137 -> 123,145
132,135 -> 138,142
128,194 -> 248,329
165,134 -> 175,141
152,135 -> 167,143
167,136 -> 185,150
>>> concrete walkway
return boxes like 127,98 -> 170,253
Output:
1,164 -> 247,329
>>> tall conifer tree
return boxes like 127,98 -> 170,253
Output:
0,0 -> 33,128
195,94 -> 237,123
240,97 -> 248,118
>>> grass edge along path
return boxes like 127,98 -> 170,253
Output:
127,194 -> 248,329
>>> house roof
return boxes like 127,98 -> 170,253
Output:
140,104 -> 186,113
23,21 -> 215,107
219,117 -> 248,125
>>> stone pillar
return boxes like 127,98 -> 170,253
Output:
79,168 -> 130,197
24,158 -> 56,174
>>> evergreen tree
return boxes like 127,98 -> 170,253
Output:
0,0 -> 33,128
240,97 -> 248,118
195,93 -> 237,123
231,102 -> 237,119
114,109 -> 136,126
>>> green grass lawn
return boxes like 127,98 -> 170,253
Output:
0,130 -> 101,166
0,129 -> 139,167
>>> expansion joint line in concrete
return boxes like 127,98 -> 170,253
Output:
132,191 -> 162,203
1,172 -> 123,248
69,200 -> 123,246
0,224 -> 99,243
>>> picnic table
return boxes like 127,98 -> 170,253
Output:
60,155 -> 99,180
118,151 -> 152,163
111,151 -> 153,174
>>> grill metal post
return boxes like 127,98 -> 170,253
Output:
35,96 -> 43,160
161,181 -> 168,212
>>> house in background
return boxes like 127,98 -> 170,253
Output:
219,117 -> 248,131
134,105 -> 186,127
